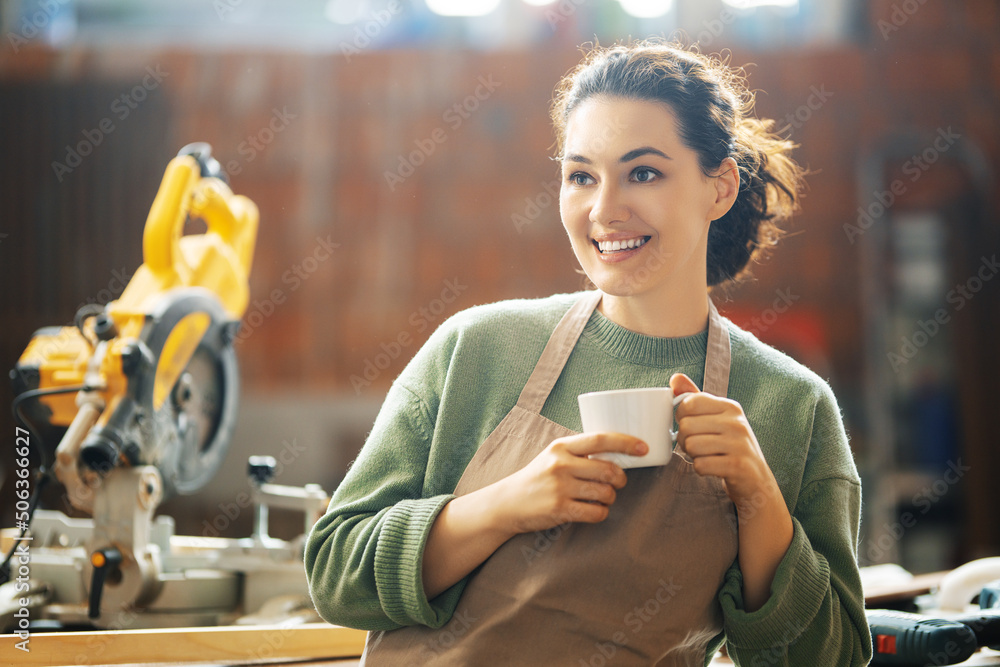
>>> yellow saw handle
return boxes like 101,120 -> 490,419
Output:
114,154 -> 259,322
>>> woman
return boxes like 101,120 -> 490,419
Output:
305,41 -> 873,666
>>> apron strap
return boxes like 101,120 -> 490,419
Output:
516,291 -> 732,413
702,299 -> 731,397
515,291 -> 602,413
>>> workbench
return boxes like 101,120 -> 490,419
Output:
5,624 -> 1000,666
5,567 -> 1000,666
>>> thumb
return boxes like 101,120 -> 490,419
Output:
669,373 -> 701,399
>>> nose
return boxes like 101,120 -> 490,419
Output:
589,181 -> 630,226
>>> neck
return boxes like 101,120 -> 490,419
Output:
598,283 -> 710,338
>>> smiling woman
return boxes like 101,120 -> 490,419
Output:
305,40 -> 872,667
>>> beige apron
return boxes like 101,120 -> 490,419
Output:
364,291 -> 739,666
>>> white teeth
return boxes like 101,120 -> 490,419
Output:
597,237 -> 648,253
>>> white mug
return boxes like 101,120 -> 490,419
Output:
577,387 -> 686,469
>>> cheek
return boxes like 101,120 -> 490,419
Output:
559,191 -> 579,232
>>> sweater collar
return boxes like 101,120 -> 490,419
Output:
582,308 -> 710,367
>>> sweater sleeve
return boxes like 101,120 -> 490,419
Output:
719,385 -> 874,666
303,382 -> 467,631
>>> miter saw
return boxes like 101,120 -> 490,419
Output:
1,144 -> 327,631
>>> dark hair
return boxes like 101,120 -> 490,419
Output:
551,40 -> 804,287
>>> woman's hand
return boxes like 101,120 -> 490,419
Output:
669,372 -> 793,612
422,432 -> 645,598
670,373 -> 779,507
489,433 -> 646,535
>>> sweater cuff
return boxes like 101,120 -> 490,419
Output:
720,517 -> 830,650
374,493 -> 456,628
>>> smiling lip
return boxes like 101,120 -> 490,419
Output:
595,237 -> 649,253
591,236 -> 651,262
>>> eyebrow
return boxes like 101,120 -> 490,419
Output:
621,146 -> 672,162
562,146 -> 672,164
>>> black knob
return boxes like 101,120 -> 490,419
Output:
247,456 -> 276,485
177,142 -> 227,183
120,343 -> 145,376
88,547 -> 122,619
93,314 -> 118,341
80,432 -> 120,476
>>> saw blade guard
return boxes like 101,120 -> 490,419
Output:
79,288 -> 242,498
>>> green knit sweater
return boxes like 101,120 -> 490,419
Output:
304,293 -> 873,666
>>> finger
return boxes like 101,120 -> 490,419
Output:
674,392 -> 731,419
566,500 -> 612,524
573,479 -> 618,506
689,453 -> 732,479
669,372 -> 701,397
676,414 -> 727,440
562,432 -> 648,458
681,432 -> 731,458
576,458 -> 628,489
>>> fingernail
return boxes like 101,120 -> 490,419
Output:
636,441 -> 648,454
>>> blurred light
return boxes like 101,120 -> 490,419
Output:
522,0 -> 558,5
426,0 -> 502,16
618,0 -> 674,18
723,0 -> 799,8
325,0 -> 369,24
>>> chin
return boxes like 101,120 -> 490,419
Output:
583,270 -> 648,298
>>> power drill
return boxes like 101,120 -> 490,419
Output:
868,580 -> 1000,666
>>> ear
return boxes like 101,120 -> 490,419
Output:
707,157 -> 739,222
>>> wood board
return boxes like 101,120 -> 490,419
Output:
1,623 -> 367,666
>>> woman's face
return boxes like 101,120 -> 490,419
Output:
559,95 -> 732,301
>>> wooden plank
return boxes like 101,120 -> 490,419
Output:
2,623 -> 367,666
864,570 -> 950,606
